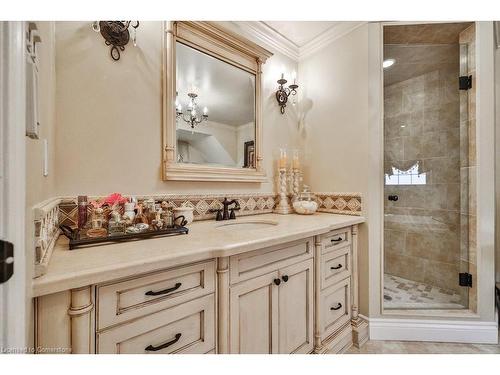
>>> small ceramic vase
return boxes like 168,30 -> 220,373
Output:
173,206 -> 194,226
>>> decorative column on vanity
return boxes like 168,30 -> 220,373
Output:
68,286 -> 95,354
350,224 -> 368,348
217,257 -> 230,353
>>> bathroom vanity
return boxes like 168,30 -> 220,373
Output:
33,213 -> 366,354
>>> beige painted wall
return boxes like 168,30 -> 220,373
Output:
298,24 -> 370,315
25,20 -> 56,348
26,21 -> 56,209
54,21 -> 300,197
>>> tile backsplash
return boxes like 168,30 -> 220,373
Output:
59,192 -> 362,227
34,191 -> 362,278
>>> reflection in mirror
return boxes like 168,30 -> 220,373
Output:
175,42 -> 256,168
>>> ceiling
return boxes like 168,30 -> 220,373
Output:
383,23 -> 472,86
384,22 -> 473,45
263,21 -> 342,48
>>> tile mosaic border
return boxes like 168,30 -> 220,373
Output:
315,192 -> 362,216
33,198 -> 61,278
34,191 -> 362,278
58,193 -> 277,228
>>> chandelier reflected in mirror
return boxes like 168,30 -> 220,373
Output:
176,88 -> 208,129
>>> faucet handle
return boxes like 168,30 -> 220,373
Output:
209,208 -> 223,221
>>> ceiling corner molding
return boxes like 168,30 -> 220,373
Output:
228,21 -> 300,61
227,21 -> 368,62
299,21 -> 367,60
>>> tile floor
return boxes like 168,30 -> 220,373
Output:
346,340 -> 500,354
384,273 -> 465,309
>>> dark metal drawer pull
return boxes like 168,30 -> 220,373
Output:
330,303 -> 342,311
330,264 -> 343,270
331,237 -> 343,243
145,282 -> 182,296
145,333 -> 181,352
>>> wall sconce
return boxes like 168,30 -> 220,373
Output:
275,71 -> 298,114
92,21 -> 139,61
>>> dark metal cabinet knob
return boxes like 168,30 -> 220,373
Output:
282,275 -> 289,282
388,195 -> 399,201
273,278 -> 281,286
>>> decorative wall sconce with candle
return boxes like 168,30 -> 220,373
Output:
92,21 -> 139,61
175,88 -> 209,129
275,71 -> 298,114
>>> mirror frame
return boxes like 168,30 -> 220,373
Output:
162,21 -> 272,182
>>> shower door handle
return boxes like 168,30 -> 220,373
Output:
388,195 -> 399,202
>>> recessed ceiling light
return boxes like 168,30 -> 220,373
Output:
383,59 -> 395,69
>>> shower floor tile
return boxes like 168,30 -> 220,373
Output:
384,274 -> 465,309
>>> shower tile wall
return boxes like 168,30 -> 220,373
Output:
384,43 -> 463,296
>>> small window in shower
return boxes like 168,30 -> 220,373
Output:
385,162 -> 427,185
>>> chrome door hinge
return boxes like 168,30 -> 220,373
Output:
0,240 -> 14,283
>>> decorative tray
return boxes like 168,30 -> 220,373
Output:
60,224 -> 189,250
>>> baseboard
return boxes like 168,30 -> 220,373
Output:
369,317 -> 498,344
321,322 -> 354,353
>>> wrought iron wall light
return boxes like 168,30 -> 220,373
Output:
92,21 -> 139,61
176,90 -> 209,129
275,71 -> 298,114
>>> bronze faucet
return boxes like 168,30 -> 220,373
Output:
211,197 -> 240,221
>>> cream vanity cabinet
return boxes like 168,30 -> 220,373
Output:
226,239 -> 314,354
34,224 -> 362,354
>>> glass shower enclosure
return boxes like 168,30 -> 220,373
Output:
382,23 -> 477,311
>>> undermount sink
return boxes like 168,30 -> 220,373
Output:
215,219 -> 279,231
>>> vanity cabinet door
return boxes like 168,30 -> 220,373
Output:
229,271 -> 279,354
278,259 -> 314,354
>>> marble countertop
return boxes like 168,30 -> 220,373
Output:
32,213 -> 365,297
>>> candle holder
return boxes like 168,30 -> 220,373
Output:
291,168 -> 301,203
274,167 -> 292,214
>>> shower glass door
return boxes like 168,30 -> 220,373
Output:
382,23 -> 476,310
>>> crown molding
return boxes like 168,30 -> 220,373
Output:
227,21 -> 367,62
227,21 -> 300,61
299,21 -> 366,60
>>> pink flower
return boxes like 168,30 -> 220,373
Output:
89,199 -> 104,209
103,193 -> 128,207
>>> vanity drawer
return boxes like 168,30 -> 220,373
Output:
97,260 -> 215,329
229,238 -> 313,284
320,278 -> 351,341
321,227 -> 351,254
321,246 -> 351,289
97,294 -> 215,354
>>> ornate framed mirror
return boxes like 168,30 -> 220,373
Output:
162,21 -> 272,182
